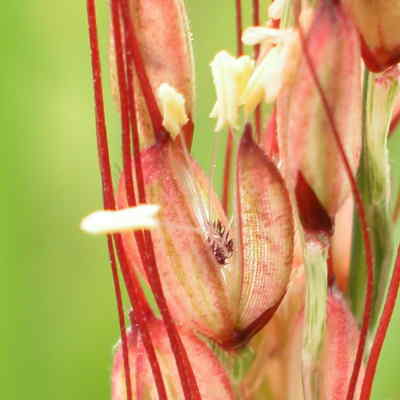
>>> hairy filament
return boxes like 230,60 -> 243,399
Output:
359,246 -> 400,399
295,14 -> 374,400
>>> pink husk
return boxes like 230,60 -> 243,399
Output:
112,319 -> 235,399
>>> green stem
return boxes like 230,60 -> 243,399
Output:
349,69 -> 398,348
302,241 -> 328,400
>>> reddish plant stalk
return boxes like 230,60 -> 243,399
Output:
327,243 -> 335,287
86,2 -> 132,399
115,2 -> 163,139
114,234 -> 168,399
87,1 -> 168,398
107,237 -> 133,400
109,4 -> 169,397
252,0 -> 260,59
359,246 -> 400,399
296,19 -> 374,400
235,0 -> 243,56
109,0 -> 136,207
116,2 -> 202,398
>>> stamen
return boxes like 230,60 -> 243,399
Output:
80,205 -> 160,235
241,29 -> 299,113
156,83 -> 189,138
210,51 -> 255,131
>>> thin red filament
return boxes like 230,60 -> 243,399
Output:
110,0 -> 170,397
359,246 -> 400,399
252,0 -> 260,58
235,0 -> 243,56
114,234 -> 168,399
86,1 -> 132,398
117,2 -> 163,139
296,16 -> 374,400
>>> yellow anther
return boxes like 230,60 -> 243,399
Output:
210,51 -> 255,132
157,83 -> 189,138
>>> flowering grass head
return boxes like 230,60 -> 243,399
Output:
83,0 -> 400,398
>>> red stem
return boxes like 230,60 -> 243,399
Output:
107,237 -> 133,400
235,0 -> 243,56
118,1 -> 163,139
87,1 -> 168,398
327,243 -> 335,287
110,0 -> 136,207
86,3 -> 132,399
252,0 -> 260,58
114,234 -> 168,400
110,1 -> 171,397
118,1 -> 201,398
359,246 -> 400,400
296,18 -> 374,400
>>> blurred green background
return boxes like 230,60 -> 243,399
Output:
2,1 -> 400,399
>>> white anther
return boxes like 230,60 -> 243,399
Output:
156,83 -> 188,138
81,205 -> 160,235
210,51 -> 255,132
242,30 -> 299,113
242,27 -> 286,46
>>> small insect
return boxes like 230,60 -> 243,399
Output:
206,220 -> 234,265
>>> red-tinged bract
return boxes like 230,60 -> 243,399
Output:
343,0 -> 400,72
112,318 -> 235,399
117,128 -> 294,349
286,291 -> 362,400
277,0 -> 362,217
